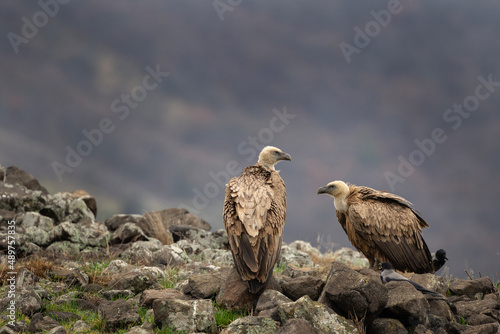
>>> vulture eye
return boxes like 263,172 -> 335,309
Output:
273,150 -> 280,155
328,185 -> 335,189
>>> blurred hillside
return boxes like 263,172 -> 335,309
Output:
1,0 -> 500,278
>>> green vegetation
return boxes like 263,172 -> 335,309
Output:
273,261 -> 286,274
213,303 -> 248,330
459,316 -> 469,325
159,266 -> 180,289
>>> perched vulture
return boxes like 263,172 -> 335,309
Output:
317,180 -> 436,273
380,262 -> 444,299
223,146 -> 291,293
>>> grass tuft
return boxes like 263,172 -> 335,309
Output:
213,303 -> 248,330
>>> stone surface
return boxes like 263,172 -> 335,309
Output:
71,320 -> 91,333
216,268 -> 260,311
332,247 -> 370,268
108,266 -> 165,293
278,295 -> 359,334
152,244 -> 191,267
45,310 -> 81,323
101,290 -> 134,300
452,299 -> 500,318
368,317 -> 408,334
139,289 -> 189,307
98,299 -> 140,332
183,268 -> 231,299
27,313 -> 61,332
276,318 -> 319,334
220,316 -> 278,334
449,277 -> 495,299
318,262 -> 388,322
381,281 -> 430,327
408,273 -> 450,296
281,274 -> 325,301
0,289 -> 42,316
4,166 -> 48,194
48,268 -> 89,287
153,298 -> 216,333
255,289 -> 293,321
280,245 -> 314,268
105,214 -> 146,231
112,222 -> 149,244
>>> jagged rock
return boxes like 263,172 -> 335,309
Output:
318,262 -> 388,323
153,298 -> 216,333
381,281 -> 430,327
460,323 -> 500,334
152,244 -> 191,267
407,273 -> 450,296
452,299 -> 500,319
105,214 -> 146,231
173,227 -> 228,250
71,320 -> 91,333
70,190 -> 97,218
0,182 -> 45,216
47,269 -> 89,287
276,318 -> 319,334
120,247 -> 154,266
108,266 -> 165,293
288,240 -> 322,258
102,259 -> 132,275
4,166 -> 48,194
369,317 -> 407,334
46,240 -> 81,255
280,245 -> 314,268
98,299 -> 140,332
124,326 -> 153,334
140,289 -> 188,307
15,268 -> 40,290
42,192 -> 96,223
255,289 -> 293,321
281,274 -> 325,301
81,283 -> 104,294
20,211 -> 54,246
0,326 -> 16,334
183,268 -> 231,299
221,316 -> 278,334
215,268 -> 260,311
332,247 -> 370,268
27,313 -> 61,332
48,219 -> 110,248
0,289 -> 42,316
413,324 -> 433,334
45,311 -> 81,323
199,248 -> 234,267
102,290 -> 134,300
449,278 -> 495,299
47,326 -> 66,334
277,295 -> 359,334
467,313 -> 498,325
175,239 -> 205,256
112,222 -> 149,244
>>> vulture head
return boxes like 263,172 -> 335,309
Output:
317,180 -> 350,212
257,146 -> 291,170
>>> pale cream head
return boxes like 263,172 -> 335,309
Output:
317,180 -> 350,212
257,146 -> 291,170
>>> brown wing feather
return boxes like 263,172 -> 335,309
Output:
223,166 -> 286,293
345,186 -> 433,273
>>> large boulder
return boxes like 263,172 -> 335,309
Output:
98,299 -> 140,332
108,266 -> 165,293
318,262 -> 388,323
220,316 -> 278,334
448,278 -> 496,299
153,298 -> 216,333
281,274 -> 325,301
4,166 -> 48,194
255,289 -> 293,321
183,268 -> 231,299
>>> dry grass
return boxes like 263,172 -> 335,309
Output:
349,310 -> 367,334
0,255 -> 56,286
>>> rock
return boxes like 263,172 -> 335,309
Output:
152,244 -> 191,267
70,190 -> 97,218
101,290 -> 134,300
46,241 -> 81,255
55,298 -> 98,312
105,214 -> 146,231
112,222 -> 149,244
288,240 -> 322,258
276,318 -> 319,334
140,289 -> 188,307
0,289 -> 42,315
48,219 -> 110,248
221,316 -> 278,334
413,324 -> 433,334
45,310 -> 81,322
281,274 -> 325,301
20,211 -> 54,246
102,259 -> 132,275
71,320 -> 91,333
0,182 -> 45,216
4,166 -> 48,194
368,317 -> 407,334
255,289 -> 293,321
120,247 -> 154,266
332,247 -> 370,268
216,268 -> 260,311
277,295 -> 359,334
199,248 -> 234,267
175,239 -> 204,256
81,283 -> 104,294
467,313 -> 498,325
47,269 -> 89,287
98,299 -> 140,332
381,281 -> 430,327
318,262 -> 388,323
183,268 -> 231,299
280,245 -> 314,268
108,266 -> 165,294
408,273 -> 450,296
48,326 -> 66,334
153,298 -> 216,333
27,313 -> 61,332
452,299 -> 500,319
124,326 -> 153,334
449,278 -> 495,299
15,268 -> 40,290
461,323 -> 500,334
174,227 -> 228,250
42,192 -> 96,223
0,326 -> 16,334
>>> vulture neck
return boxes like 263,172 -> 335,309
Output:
257,161 -> 276,171
334,196 -> 348,213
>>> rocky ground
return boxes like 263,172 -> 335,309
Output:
0,165 -> 499,334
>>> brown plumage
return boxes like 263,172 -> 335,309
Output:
223,146 -> 291,293
317,181 -> 434,273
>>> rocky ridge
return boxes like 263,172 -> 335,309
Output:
0,165 -> 499,333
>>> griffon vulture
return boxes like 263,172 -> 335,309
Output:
380,262 -> 444,298
317,180 -> 435,273
223,146 -> 291,293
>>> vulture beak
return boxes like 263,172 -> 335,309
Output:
317,186 -> 328,195
280,152 -> 292,161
